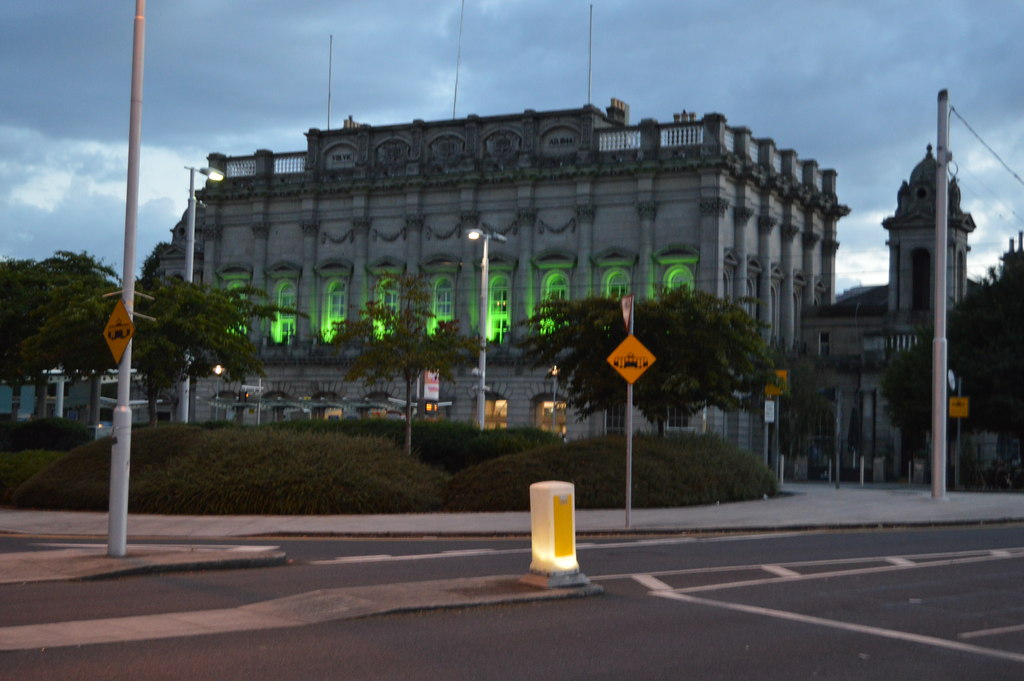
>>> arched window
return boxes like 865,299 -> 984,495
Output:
663,264 -> 694,291
603,269 -> 630,299
373,277 -> 399,338
321,279 -> 347,341
429,277 -> 454,334
488,274 -> 511,343
542,271 -> 569,302
272,281 -> 297,344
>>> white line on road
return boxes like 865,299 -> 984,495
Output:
655,590 -> 1024,665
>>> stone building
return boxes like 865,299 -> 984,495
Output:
800,145 -> 975,479
158,100 -> 848,449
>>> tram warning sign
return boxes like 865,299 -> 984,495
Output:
104,299 -> 135,364
607,334 -> 656,384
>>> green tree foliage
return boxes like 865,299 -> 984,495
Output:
777,356 -> 835,461
2,252 -> 119,418
132,279 -> 278,425
331,274 -> 479,455
520,287 -> 775,432
880,326 -> 933,437
949,259 -> 1024,442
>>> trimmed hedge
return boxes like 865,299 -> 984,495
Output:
0,450 -> 67,503
444,434 -> 778,512
12,425 -> 448,514
4,418 -> 92,452
265,419 -> 559,473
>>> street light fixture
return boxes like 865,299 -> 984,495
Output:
467,227 -> 507,430
179,166 -> 224,423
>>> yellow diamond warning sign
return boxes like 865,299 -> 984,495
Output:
104,299 -> 135,364
607,334 -> 656,384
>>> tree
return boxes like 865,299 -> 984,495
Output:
519,287 -> 775,433
132,279 -> 279,425
2,252 -> 119,419
331,274 -> 479,455
949,259 -> 1024,443
880,326 -> 933,445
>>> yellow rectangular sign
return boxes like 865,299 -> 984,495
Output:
949,396 -> 969,419
553,494 -> 574,558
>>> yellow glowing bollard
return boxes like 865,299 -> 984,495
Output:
521,481 -> 590,588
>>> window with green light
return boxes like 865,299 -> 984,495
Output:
225,279 -> 250,336
663,264 -> 694,291
429,277 -> 453,334
373,277 -> 399,338
272,280 -> 297,344
488,274 -> 510,343
539,271 -> 569,334
320,279 -> 347,341
603,269 -> 630,299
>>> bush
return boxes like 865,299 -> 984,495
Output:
265,419 -> 559,473
8,418 -> 92,452
0,450 -> 67,503
12,425 -> 448,514
444,433 -> 778,512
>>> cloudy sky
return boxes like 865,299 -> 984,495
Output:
2,0 -> 1022,294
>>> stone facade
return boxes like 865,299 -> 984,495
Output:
158,100 -> 848,449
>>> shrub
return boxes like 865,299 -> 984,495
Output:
0,450 -> 67,503
9,418 -> 92,452
266,419 -> 559,473
444,433 -> 778,512
12,425 -> 448,514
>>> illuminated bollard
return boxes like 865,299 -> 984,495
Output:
520,481 -> 590,589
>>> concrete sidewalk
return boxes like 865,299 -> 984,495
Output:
2,482 -> 1024,585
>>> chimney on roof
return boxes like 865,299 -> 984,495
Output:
606,98 -> 630,125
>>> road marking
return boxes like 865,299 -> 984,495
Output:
632,574 -> 673,591
886,557 -> 915,566
762,564 -> 800,578
655,590 -> 1024,665
960,622 -> 1024,640
35,542 -> 281,553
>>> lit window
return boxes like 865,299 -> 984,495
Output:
430,277 -> 453,334
663,264 -> 694,291
489,275 -> 511,343
272,281 -> 297,344
539,271 -> 569,335
604,269 -> 629,299
321,279 -> 347,341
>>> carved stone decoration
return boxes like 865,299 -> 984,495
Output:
200,224 -> 223,240
404,215 -> 425,232
516,210 -> 537,231
484,130 -> 522,160
637,200 -> 658,220
429,135 -> 465,167
320,229 -> 355,245
538,218 -> 577,235
301,221 -> 320,237
757,215 -> 778,234
426,223 -> 461,241
375,139 -> 411,168
821,238 -> 840,255
459,212 -> 480,231
251,222 -> 270,239
371,227 -> 407,243
352,218 -> 371,236
576,204 -> 596,222
802,231 -> 822,248
699,197 -> 731,217
782,223 -> 801,241
734,206 -> 755,225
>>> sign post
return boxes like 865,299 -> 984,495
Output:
607,297 -> 655,528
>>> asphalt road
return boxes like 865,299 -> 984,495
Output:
3,526 -> 1024,680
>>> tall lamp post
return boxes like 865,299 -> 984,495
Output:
467,228 -> 507,429
178,165 -> 224,423
549,365 -> 560,436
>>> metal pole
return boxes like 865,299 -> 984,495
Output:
834,389 -> 841,489
551,368 -> 558,435
625,303 -> 634,529
477,235 -> 488,430
932,89 -> 950,499
110,0 -> 145,558
178,167 -> 197,423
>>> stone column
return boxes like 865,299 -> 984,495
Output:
780,222 -> 799,348
298,220 -> 319,343
405,215 -> 424,275
575,203 -> 595,298
734,207 -> 754,304
821,232 -> 839,305
351,218 -> 371,320
515,209 -> 536,341
757,215 -> 777,333
201,223 -> 221,287
802,231 -> 821,306
459,211 -> 480,333
251,222 -> 270,344
699,197 -> 730,295
637,200 -> 657,299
